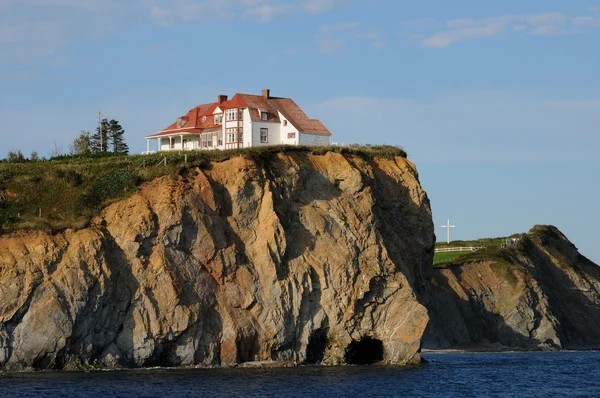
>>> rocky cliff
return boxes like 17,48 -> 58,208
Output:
0,151 -> 434,370
425,226 -> 600,351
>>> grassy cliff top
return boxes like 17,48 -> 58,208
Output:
0,145 -> 406,233
433,226 -> 562,267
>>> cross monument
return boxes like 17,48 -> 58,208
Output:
441,219 -> 455,244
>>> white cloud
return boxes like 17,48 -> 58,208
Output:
0,0 -> 352,64
407,9 -> 600,48
530,25 -> 568,36
0,0 -> 133,64
523,12 -> 567,26
572,16 -> 600,26
148,0 -> 351,24
421,19 -> 508,48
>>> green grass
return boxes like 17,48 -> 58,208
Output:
0,145 -> 407,233
435,237 -> 506,249
433,251 -> 472,265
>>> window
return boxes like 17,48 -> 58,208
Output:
207,134 -> 212,147
239,109 -> 244,121
239,132 -> 243,142
287,132 -> 296,139
260,128 -> 268,144
283,120 -> 288,126
214,114 -> 223,125
218,134 -> 223,146
226,128 -> 237,143
226,109 -> 237,121
261,111 -> 268,121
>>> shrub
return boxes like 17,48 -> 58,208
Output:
53,169 -> 83,187
91,170 -> 136,202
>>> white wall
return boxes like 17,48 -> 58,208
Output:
299,132 -> 331,146
251,121 -> 280,147
279,114 -> 299,145
243,109 -> 252,148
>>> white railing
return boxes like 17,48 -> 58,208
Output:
434,246 -> 485,253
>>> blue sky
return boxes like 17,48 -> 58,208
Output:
1,0 -> 599,262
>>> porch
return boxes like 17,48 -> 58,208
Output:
145,133 -> 201,153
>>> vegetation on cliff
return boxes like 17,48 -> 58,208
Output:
0,150 -> 432,370
426,225 -> 600,351
0,145 -> 406,233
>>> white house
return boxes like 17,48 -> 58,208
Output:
145,89 -> 331,153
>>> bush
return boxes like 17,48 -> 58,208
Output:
91,170 -> 136,202
53,169 -> 83,187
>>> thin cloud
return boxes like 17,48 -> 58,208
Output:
530,26 -> 568,36
0,0 -> 134,64
407,9 -> 600,48
149,0 -> 352,25
311,92 -> 600,164
316,22 -> 361,54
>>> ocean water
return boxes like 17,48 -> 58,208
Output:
1,351 -> 599,397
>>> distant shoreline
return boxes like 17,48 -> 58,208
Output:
422,347 -> 600,354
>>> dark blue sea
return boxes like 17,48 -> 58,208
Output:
1,351 -> 599,397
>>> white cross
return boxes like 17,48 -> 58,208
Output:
441,219 -> 456,244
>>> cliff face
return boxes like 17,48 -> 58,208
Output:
425,226 -> 600,350
0,152 -> 434,370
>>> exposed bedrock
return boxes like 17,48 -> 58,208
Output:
0,152 -> 434,370
425,226 -> 600,351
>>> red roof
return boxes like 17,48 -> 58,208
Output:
147,91 -> 330,138
146,102 -> 220,138
238,94 -> 330,135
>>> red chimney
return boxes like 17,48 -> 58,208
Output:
218,95 -> 228,104
262,89 -> 270,99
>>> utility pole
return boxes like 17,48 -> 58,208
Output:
98,111 -> 102,152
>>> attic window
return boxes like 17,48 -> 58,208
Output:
261,111 -> 268,121
176,117 -> 187,128
283,120 -> 288,126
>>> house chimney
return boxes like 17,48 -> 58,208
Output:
262,89 -> 270,99
218,95 -> 228,104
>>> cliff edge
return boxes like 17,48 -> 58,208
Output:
0,151 -> 434,370
425,225 -> 600,351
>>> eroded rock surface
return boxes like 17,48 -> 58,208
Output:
0,152 -> 434,370
425,226 -> 600,351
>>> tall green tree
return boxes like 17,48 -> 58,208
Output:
108,119 -> 129,154
90,119 -> 109,153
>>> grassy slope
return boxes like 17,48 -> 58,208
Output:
0,145 -> 406,233
433,234 -> 524,267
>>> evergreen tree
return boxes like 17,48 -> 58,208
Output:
90,119 -> 109,153
108,119 -> 129,154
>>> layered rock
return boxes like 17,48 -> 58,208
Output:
0,151 -> 434,370
425,226 -> 600,350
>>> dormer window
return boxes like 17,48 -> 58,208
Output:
176,117 -> 187,128
261,111 -> 268,121
214,114 -> 223,125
